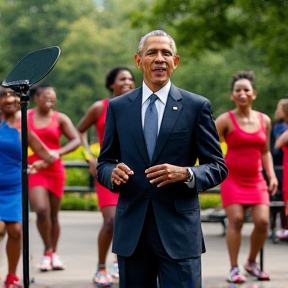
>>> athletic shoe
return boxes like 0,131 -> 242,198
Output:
227,267 -> 246,284
276,229 -> 288,240
52,253 -> 65,270
93,269 -> 113,287
5,273 -> 22,288
39,255 -> 52,272
244,261 -> 270,281
110,262 -> 119,279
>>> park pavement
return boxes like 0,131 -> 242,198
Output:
0,211 -> 288,288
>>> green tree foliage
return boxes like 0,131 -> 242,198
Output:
0,0 -> 287,127
0,0 -> 141,124
130,0 -> 288,73
0,0 -> 97,74
171,42 -> 288,119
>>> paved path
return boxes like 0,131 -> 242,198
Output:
0,211 -> 287,287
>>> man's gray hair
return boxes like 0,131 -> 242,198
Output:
137,30 -> 177,56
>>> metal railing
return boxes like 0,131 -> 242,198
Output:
64,160 -> 95,193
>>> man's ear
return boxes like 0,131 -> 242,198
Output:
173,55 -> 180,70
135,54 -> 142,69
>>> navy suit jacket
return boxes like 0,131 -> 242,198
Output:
97,84 -> 228,259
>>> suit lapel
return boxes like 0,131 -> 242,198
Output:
126,88 -> 150,165
152,85 -> 183,163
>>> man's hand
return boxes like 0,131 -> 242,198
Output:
112,163 -> 134,186
145,164 -> 188,187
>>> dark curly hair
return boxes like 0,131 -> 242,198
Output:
231,70 -> 256,91
28,83 -> 55,99
105,67 -> 134,92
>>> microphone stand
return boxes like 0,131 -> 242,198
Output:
2,47 -> 61,288
5,80 -> 31,288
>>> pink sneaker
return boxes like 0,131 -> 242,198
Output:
227,267 -> 246,284
276,229 -> 288,240
5,273 -> 22,288
244,261 -> 270,281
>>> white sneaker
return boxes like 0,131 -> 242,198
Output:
52,253 -> 65,270
39,255 -> 52,272
110,262 -> 119,279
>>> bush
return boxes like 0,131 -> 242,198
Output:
62,143 -> 100,188
62,144 -> 100,161
60,192 -> 221,211
61,193 -> 99,211
65,168 -> 90,187
199,194 -> 222,210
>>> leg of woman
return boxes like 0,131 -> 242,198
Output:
5,222 -> 22,286
0,220 -> 6,242
248,204 -> 269,262
49,192 -> 61,253
94,206 -> 116,285
225,204 -> 245,268
29,186 -> 52,253
98,206 -> 116,266
244,204 -> 270,280
48,192 -> 64,270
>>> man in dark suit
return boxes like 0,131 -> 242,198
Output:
97,30 -> 228,288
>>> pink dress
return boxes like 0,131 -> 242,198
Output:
220,111 -> 269,207
282,146 -> 288,203
95,99 -> 119,209
28,109 -> 65,198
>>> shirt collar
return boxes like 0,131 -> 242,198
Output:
142,80 -> 171,105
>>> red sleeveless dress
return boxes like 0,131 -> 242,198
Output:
95,99 -> 119,209
282,146 -> 288,203
220,111 -> 269,207
27,109 -> 65,198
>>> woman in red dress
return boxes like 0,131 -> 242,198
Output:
77,67 -> 135,286
28,84 -> 81,271
216,71 -> 278,283
275,100 -> 288,221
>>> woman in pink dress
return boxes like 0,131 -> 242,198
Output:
27,84 -> 81,271
216,71 -> 278,283
77,67 -> 135,286
275,100 -> 288,221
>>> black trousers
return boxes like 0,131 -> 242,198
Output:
118,207 -> 202,288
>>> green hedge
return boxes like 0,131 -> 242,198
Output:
61,193 -> 99,211
199,194 -> 222,210
60,192 -> 222,211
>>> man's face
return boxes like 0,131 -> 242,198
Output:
135,36 -> 180,92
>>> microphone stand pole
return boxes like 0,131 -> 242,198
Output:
13,82 -> 31,288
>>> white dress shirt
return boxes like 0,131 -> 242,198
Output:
141,80 -> 195,188
141,80 -> 170,131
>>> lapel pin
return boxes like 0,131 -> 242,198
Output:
172,106 -> 178,111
